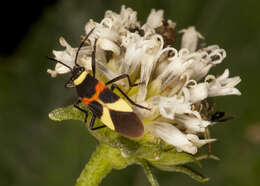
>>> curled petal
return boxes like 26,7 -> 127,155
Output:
206,69 -> 242,97
157,52 -> 192,90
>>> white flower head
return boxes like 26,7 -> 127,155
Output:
48,5 -> 241,155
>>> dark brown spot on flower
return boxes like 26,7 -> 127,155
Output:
105,51 -> 113,62
155,20 -> 177,47
129,26 -> 145,36
210,55 -> 220,61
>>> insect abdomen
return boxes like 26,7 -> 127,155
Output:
109,110 -> 144,138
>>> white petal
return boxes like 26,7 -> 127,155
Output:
175,114 -> 211,133
97,38 -> 120,56
184,45 -> 226,81
119,5 -> 139,28
120,33 -> 143,74
148,96 -> 192,120
147,122 -> 197,154
51,37 -> 76,74
188,82 -> 208,103
146,9 -> 164,29
186,134 -> 216,147
59,37 -> 74,55
54,63 -> 72,74
179,26 -> 204,52
206,69 -> 242,97
156,50 -> 192,90
85,19 -> 119,44
47,69 -> 58,78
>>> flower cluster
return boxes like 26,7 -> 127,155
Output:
48,5 -> 241,155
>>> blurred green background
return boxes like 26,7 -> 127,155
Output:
0,0 -> 259,185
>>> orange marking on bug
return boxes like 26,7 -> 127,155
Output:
81,81 -> 106,106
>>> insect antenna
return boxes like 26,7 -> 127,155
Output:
46,56 -> 73,72
74,27 -> 95,66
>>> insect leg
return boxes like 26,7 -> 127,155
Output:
218,116 -> 234,122
89,115 -> 106,130
111,84 -> 151,111
74,101 -> 88,123
91,39 -> 97,78
105,74 -> 143,87
204,127 -> 212,155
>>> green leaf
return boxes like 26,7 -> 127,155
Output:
152,164 -> 209,183
148,150 -> 201,167
49,105 -> 85,122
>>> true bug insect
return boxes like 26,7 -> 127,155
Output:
48,28 -> 150,138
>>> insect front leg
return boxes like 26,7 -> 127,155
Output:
89,115 -> 106,130
105,74 -> 144,87
111,84 -> 151,111
73,99 -> 88,123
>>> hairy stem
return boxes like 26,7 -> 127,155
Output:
75,143 -> 131,186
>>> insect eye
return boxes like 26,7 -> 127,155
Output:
80,67 -> 85,72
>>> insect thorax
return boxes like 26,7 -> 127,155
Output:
75,74 -> 98,98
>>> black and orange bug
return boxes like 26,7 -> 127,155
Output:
47,28 -> 150,138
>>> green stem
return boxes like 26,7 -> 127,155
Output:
75,143 -> 131,186
139,160 -> 159,186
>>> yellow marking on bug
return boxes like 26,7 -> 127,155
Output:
74,71 -> 88,85
106,99 -> 133,112
100,107 -> 115,130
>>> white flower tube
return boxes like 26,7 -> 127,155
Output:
206,69 -> 242,97
147,122 -> 197,154
179,26 -> 204,52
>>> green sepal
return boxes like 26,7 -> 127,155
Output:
152,164 -> 209,183
148,150 -> 202,167
196,153 -> 220,161
49,105 -> 85,122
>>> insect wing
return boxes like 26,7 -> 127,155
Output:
100,97 -> 144,138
